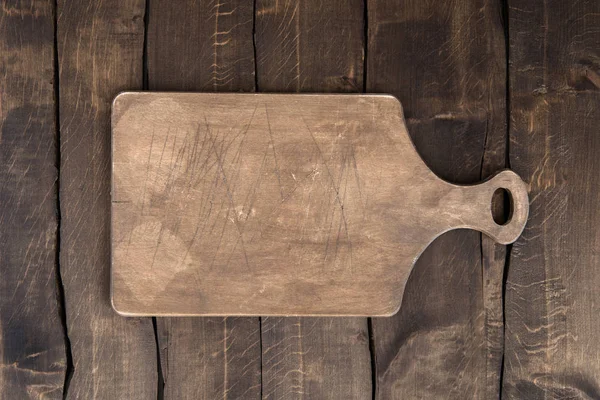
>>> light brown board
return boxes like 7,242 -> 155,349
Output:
503,0 -> 600,398
111,93 -> 528,316
255,2 -> 372,398
57,0 -> 158,398
146,0 -> 262,398
0,1 -> 66,397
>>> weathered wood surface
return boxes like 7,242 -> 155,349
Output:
146,1 -> 261,398
57,0 -> 157,398
261,317 -> 371,399
156,317 -> 261,399
3,0 -> 598,398
147,0 -> 255,92
503,1 -> 600,398
0,1 -> 66,398
367,0 -> 509,398
255,2 -> 371,399
255,0 -> 364,93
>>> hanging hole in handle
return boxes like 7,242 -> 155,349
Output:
491,188 -> 514,226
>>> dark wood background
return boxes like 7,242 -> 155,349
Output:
1,0 -> 598,399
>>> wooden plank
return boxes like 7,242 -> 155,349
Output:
57,1 -> 157,398
147,0 -> 255,92
156,317 -> 261,399
0,1 -> 66,397
146,1 -> 261,397
254,1 -> 372,398
503,1 -> 600,398
480,5 -> 512,396
255,0 -> 364,92
366,0 -> 508,398
261,317 -> 370,399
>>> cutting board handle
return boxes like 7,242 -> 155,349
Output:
456,170 -> 529,244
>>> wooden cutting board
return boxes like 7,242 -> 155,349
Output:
111,93 -> 528,316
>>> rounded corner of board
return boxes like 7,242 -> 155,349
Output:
110,291 -> 136,317
369,297 -> 404,318
379,304 -> 403,318
112,91 -> 138,109
111,91 -> 144,123
369,93 -> 403,110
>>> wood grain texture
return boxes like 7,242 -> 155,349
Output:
366,0 -> 509,398
255,2 -> 371,398
157,317 -> 261,399
261,317 -> 370,399
479,3 -> 511,397
57,1 -> 157,398
147,0 -> 255,92
0,1 -> 66,398
503,1 -> 600,398
255,0 -> 364,92
146,1 -> 261,398
111,93 -> 526,315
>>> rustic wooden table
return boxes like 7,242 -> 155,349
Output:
2,1 -> 598,399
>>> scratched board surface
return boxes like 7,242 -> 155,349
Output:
1,0 -> 599,399
110,93 -> 426,316
110,93 -> 409,316
110,93 -> 527,317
